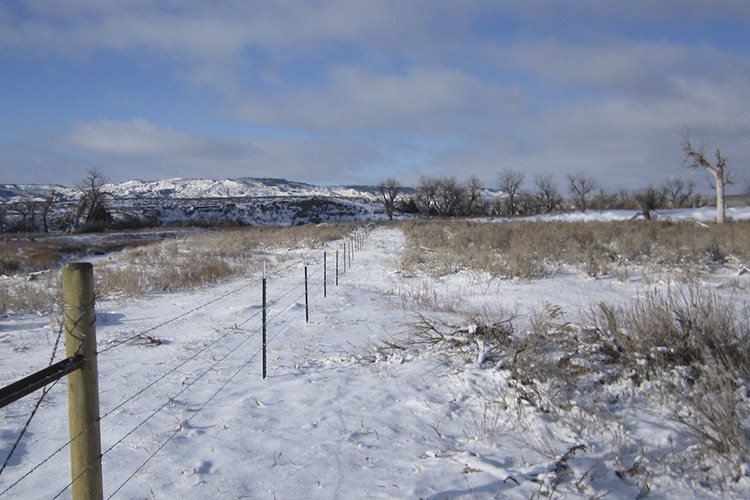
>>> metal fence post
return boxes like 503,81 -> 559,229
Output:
262,275 -> 267,379
62,263 -> 103,500
304,265 -> 309,324
323,251 -> 327,298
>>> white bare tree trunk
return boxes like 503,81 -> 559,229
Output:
715,170 -> 725,224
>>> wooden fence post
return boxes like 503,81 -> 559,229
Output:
62,263 -> 103,500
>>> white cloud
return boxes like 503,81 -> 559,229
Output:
68,118 -> 259,159
63,118 -> 380,184
239,65 -> 525,134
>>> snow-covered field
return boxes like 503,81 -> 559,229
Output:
1,221 -> 749,498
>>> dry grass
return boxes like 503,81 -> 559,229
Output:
0,223 -> 359,313
399,218 -> 750,484
590,286 -> 750,465
399,219 -> 750,279
591,285 -> 750,379
408,283 -> 750,477
0,272 -> 62,314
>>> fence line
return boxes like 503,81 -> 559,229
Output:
106,342 -> 266,499
102,264 -> 320,435
108,275 -> 323,496
99,258 -> 303,357
104,265 -> 326,495
99,260 -> 323,422
0,292 -> 95,495
0,227 -> 371,499
99,309 -> 261,420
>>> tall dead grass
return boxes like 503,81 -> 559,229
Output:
400,220 -> 750,278
0,223 -> 358,313
95,223 -> 357,298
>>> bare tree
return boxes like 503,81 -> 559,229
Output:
0,204 -> 7,233
461,175 -> 484,216
41,190 -> 57,233
415,177 -> 440,217
498,167 -> 525,216
567,172 -> 597,212
435,177 -> 464,217
376,177 -> 401,221
664,177 -> 695,209
516,190 -> 537,216
633,186 -> 666,221
413,176 -> 490,217
534,175 -> 562,214
77,168 -> 114,229
9,199 -> 37,232
682,132 -> 732,224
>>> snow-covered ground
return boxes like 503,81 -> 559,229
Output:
1,224 -> 748,498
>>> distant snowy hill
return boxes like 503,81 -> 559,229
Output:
0,178 -> 390,229
0,177 -> 380,202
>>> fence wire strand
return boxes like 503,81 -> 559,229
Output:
98,259 -> 300,356
106,345 -> 264,499
103,258 -> 324,496
0,429 -> 86,498
100,308 -> 264,421
100,322 -> 264,460
0,299 -> 92,482
1,233 -> 362,498
99,259 -> 311,419
0,298 -> 96,497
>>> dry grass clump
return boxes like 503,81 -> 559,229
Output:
400,219 -> 750,279
407,284 -> 750,482
591,286 -> 749,379
0,272 -> 62,314
0,238 -> 158,277
590,286 -> 750,464
0,241 -> 56,275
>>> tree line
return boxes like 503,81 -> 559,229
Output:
378,134 -> 740,224
378,170 -> 710,220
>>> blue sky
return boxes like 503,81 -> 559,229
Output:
1,1 -> 748,190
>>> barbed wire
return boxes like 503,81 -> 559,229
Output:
0,299 -> 95,496
100,321 -> 265,460
0,231 -> 364,497
106,343 -> 265,499
100,308 -> 263,421
100,260 -> 311,420
0,299 -> 92,480
98,259 -> 301,356
102,265 -> 322,496
97,279 -> 260,356
105,262 -> 330,494
0,429 -> 86,498
52,461 -> 92,500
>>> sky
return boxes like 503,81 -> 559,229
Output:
0,0 -> 748,190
